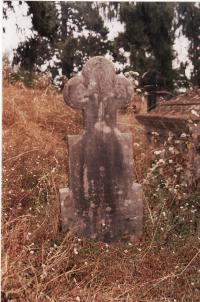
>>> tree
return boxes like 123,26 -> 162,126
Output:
12,36 -> 54,72
113,2 -> 175,90
56,2 -> 110,77
5,1 -> 198,91
27,1 -> 59,41
4,1 -> 110,86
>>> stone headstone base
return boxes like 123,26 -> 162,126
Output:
59,184 -> 143,243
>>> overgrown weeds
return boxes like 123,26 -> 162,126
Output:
2,83 -> 200,301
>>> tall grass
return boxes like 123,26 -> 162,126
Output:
2,81 -> 200,301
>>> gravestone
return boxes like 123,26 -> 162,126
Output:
60,56 -> 143,242
135,88 -> 200,186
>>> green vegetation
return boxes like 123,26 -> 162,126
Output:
3,2 -> 200,90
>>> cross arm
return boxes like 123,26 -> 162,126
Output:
63,75 -> 89,110
114,75 -> 134,109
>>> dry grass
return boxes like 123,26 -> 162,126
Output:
2,82 -> 200,302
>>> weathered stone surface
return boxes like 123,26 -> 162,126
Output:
136,88 -> 200,136
135,88 -> 200,186
61,56 -> 143,242
59,188 -> 74,232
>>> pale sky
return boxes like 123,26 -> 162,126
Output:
3,1 -> 33,60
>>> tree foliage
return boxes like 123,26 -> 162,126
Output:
115,2 -> 175,89
57,2 -> 110,77
9,1 -> 110,84
3,1 -> 200,89
27,1 -> 59,41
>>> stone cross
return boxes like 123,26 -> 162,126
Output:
60,56 -> 143,243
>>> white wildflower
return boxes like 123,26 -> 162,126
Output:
73,247 -> 78,255
180,133 -> 187,138
191,110 -> 199,117
154,150 -> 162,155
157,159 -> 165,165
169,147 -> 175,153
152,131 -> 159,136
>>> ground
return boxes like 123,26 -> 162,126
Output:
2,82 -> 200,302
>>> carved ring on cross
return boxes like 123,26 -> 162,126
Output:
63,56 -> 134,110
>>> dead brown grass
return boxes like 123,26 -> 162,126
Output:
2,83 -> 200,302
